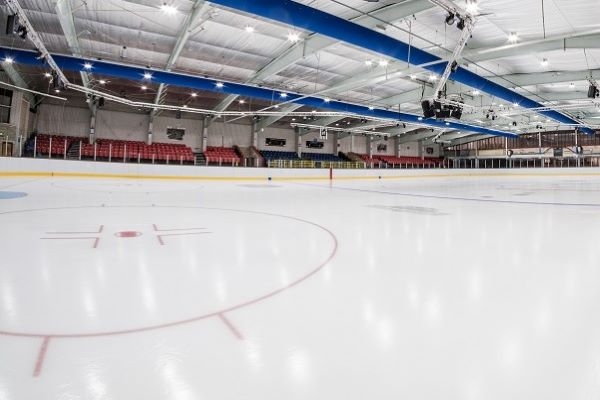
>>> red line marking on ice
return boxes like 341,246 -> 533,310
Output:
218,313 -> 244,340
41,237 -> 100,249
153,224 -> 206,231
33,336 -> 51,377
46,225 -> 104,234
0,206 -> 338,339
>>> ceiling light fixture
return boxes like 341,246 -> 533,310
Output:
215,82 -> 224,88
143,72 -> 152,80
569,82 -> 575,89
4,57 -> 13,64
541,58 -> 548,67
324,98 -> 330,103
365,60 -> 373,66
368,106 -> 374,110
44,72 -> 51,78
465,1 -> 479,14
191,92 -> 197,97
508,32 -> 518,43
410,74 -> 417,80
239,99 -> 245,104
472,90 -> 480,96
287,32 -> 300,43
280,92 -> 287,98
83,62 -> 92,70
99,80 -> 106,85
141,85 -> 147,90
429,74 -> 438,82
160,4 -> 177,15
244,26 -> 255,33
378,60 -> 388,67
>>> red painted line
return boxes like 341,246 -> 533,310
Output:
46,225 -> 104,234
41,237 -> 100,249
157,232 -> 211,237
33,336 -> 51,377
0,206 -> 338,339
153,224 -> 206,231
218,313 -> 244,340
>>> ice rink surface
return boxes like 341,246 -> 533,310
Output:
1,173 -> 600,400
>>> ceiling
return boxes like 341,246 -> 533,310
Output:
0,0 -> 599,143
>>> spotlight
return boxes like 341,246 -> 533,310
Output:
83,62 -> 92,70
143,72 -> 152,80
450,60 -> 458,73
16,25 -> 27,39
215,82 -> 224,88
280,92 -> 287,98
445,12 -> 456,25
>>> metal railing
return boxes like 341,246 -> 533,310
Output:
446,155 -> 600,169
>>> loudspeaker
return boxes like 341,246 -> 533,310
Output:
98,97 -> 105,107
5,14 -> 18,35
588,85 -> 599,99
421,100 -> 435,119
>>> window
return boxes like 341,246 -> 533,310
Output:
0,88 -> 12,124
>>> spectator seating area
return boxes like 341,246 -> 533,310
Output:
301,152 -> 344,162
80,139 -> 195,163
29,134 -> 83,157
260,150 -> 300,161
204,146 -> 241,165
375,155 -> 441,167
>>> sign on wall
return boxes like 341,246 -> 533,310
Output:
377,144 -> 387,152
266,138 -> 286,147
306,139 -> 324,149
166,127 -> 185,140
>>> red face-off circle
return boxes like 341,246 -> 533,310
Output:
115,231 -> 142,238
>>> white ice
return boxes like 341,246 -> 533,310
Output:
1,173 -> 600,400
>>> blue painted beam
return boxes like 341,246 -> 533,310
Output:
0,47 -> 517,138
208,0 -> 593,135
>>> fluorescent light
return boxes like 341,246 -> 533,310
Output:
541,58 -> 548,67
324,98 -> 330,103
4,57 -> 13,64
54,89 -> 60,93
160,4 -> 177,15
239,99 -> 245,104
215,82 -> 224,88
368,106 -> 374,110
513,102 -> 519,107
291,118 -> 296,121
44,72 -> 51,78
143,72 -> 152,80
508,32 -> 518,43
465,1 -> 479,14
418,116 -> 423,121
83,62 -> 92,70
99,79 -> 106,85
287,32 -> 300,42
245,26 -> 255,33
191,92 -> 197,97
141,85 -> 147,90
280,92 -> 287,98
445,122 -> 450,125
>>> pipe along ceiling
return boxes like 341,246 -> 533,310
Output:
1,47 -> 519,138
208,0 -> 594,135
